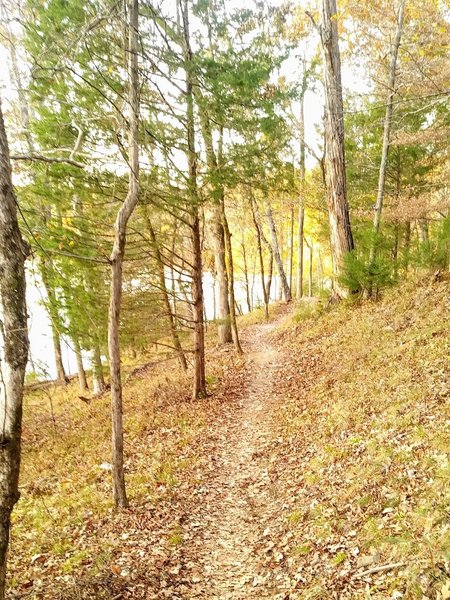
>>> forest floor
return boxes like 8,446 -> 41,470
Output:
8,277 -> 450,600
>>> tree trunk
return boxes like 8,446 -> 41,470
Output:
250,194 -> 269,318
403,221 -> 411,273
319,0 -> 355,296
108,0 -> 140,509
266,251 -> 274,303
297,72 -> 307,299
195,75 -> 232,345
191,214 -> 207,398
91,344 -> 105,393
0,98 -> 29,600
211,205 -> 232,344
417,219 -> 429,245
73,338 -> 88,392
51,329 -> 66,384
369,0 -> 405,268
181,0 -> 207,399
222,198 -> 243,354
146,216 -> 187,370
40,263 -> 68,384
289,203 -> 294,292
306,240 -> 313,297
266,202 -> 292,302
241,237 -> 252,313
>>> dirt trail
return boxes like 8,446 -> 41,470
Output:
183,312 -> 292,599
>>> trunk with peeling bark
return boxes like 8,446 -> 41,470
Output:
266,202 -> 291,302
108,0 -> 140,509
319,0 -> 355,296
0,98 -> 29,600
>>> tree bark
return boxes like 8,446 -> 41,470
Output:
221,198 -> 243,354
210,205 -> 232,344
73,338 -> 88,392
289,202 -> 294,292
108,0 -> 140,509
0,98 -> 29,600
369,0 -> 405,267
305,240 -> 313,297
191,214 -> 207,398
40,263 -> 68,384
266,202 -> 292,302
417,219 -> 429,245
240,237 -> 252,313
91,344 -> 105,393
319,0 -> 355,296
195,81 -> 232,345
297,69 -> 307,298
250,194 -> 269,318
180,0 -> 207,399
403,221 -> 411,272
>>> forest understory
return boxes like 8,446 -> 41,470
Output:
8,276 -> 450,600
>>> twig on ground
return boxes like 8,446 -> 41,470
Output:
353,561 -> 406,578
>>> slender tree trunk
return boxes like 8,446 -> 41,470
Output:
146,217 -> 187,370
318,250 -> 324,290
196,79 -> 232,345
417,219 -> 429,245
250,194 -> 269,318
393,223 -> 399,278
109,0 -> 140,509
251,253 -> 256,311
222,198 -> 243,354
404,221 -> 411,273
40,264 -> 68,384
73,338 -> 88,392
241,237 -> 252,313
289,203 -> 294,292
91,344 -> 105,393
51,330 -> 66,384
191,214 -> 207,397
266,202 -> 292,302
305,240 -> 313,297
0,98 -> 29,600
211,205 -> 232,344
369,0 -> 405,268
170,224 -> 178,316
212,271 -> 217,321
297,73 -> 307,299
319,0 -> 355,296
181,0 -> 207,398
266,252 -> 274,302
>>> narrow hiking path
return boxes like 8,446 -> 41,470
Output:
179,309 -> 294,599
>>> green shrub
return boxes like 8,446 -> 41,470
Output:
340,251 -> 396,298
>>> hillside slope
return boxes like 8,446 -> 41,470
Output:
7,278 -> 450,599
269,277 -> 450,598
